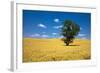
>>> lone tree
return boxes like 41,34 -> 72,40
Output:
61,20 -> 80,46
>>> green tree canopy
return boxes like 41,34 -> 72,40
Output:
61,20 -> 80,46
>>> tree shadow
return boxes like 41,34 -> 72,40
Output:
63,44 -> 79,46
69,45 -> 79,46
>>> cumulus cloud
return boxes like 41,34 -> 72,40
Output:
38,24 -> 47,28
41,34 -> 49,38
30,33 -> 40,38
80,27 -> 83,30
54,18 -> 60,23
78,33 -> 85,37
52,33 -> 57,35
30,34 -> 49,38
42,32 -> 46,33
53,25 -> 62,29
59,36 -> 64,38
81,37 -> 87,39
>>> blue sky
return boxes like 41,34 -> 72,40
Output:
23,10 -> 91,39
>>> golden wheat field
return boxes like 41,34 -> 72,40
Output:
23,38 -> 91,62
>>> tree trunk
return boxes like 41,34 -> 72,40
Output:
66,42 -> 69,46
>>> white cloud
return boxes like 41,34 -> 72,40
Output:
80,27 -> 83,30
53,25 -> 62,29
78,33 -> 85,37
41,34 -> 49,38
81,37 -> 87,39
59,36 -> 64,38
42,32 -> 46,34
54,18 -> 59,23
38,24 -> 47,28
30,34 -> 49,38
52,33 -> 57,35
31,33 -> 40,37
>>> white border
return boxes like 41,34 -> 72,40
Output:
11,2 -> 97,72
